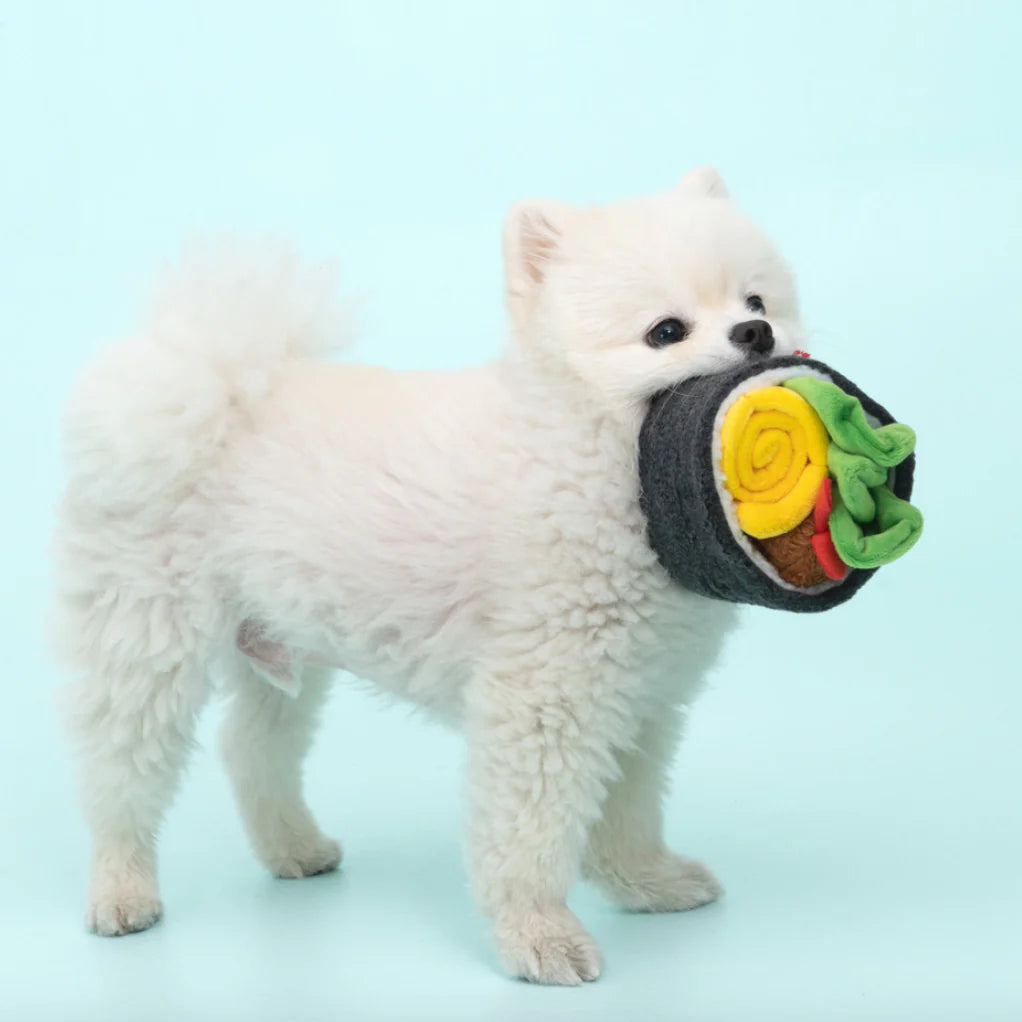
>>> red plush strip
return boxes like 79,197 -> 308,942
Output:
809,479 -> 847,580
813,477 -> 834,534
811,530 -> 848,580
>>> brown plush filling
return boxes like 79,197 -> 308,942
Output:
753,514 -> 829,588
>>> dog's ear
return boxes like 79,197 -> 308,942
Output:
678,166 -> 730,199
503,199 -> 569,324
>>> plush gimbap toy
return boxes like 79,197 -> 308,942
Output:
638,355 -> 922,613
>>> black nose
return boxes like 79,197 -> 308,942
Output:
729,319 -> 774,356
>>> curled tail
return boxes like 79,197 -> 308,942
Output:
62,242 -> 353,509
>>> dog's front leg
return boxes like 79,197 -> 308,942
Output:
583,706 -> 722,911
465,660 -> 636,985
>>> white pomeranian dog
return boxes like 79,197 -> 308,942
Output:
53,167 -> 803,984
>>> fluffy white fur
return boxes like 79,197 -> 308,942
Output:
53,168 -> 803,984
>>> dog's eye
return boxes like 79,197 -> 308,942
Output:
745,294 -> 765,314
646,317 -> 690,348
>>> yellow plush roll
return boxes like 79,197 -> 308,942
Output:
720,385 -> 829,539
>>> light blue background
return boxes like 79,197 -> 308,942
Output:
2,2 -> 1020,1019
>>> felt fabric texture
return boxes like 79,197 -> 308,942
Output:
719,385 -> 830,539
826,445 -> 889,523
783,375 -> 917,468
637,356 -> 916,613
753,513 -> 830,588
829,484 -> 925,569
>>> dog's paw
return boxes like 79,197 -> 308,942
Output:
494,905 -> 603,985
87,890 -> 163,936
269,834 -> 343,879
595,851 -> 723,912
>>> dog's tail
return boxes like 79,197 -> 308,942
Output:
61,242 -> 353,510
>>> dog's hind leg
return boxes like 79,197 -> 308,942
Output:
62,595 -> 212,937
220,658 -> 340,879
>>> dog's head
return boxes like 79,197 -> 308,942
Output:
503,168 -> 804,416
